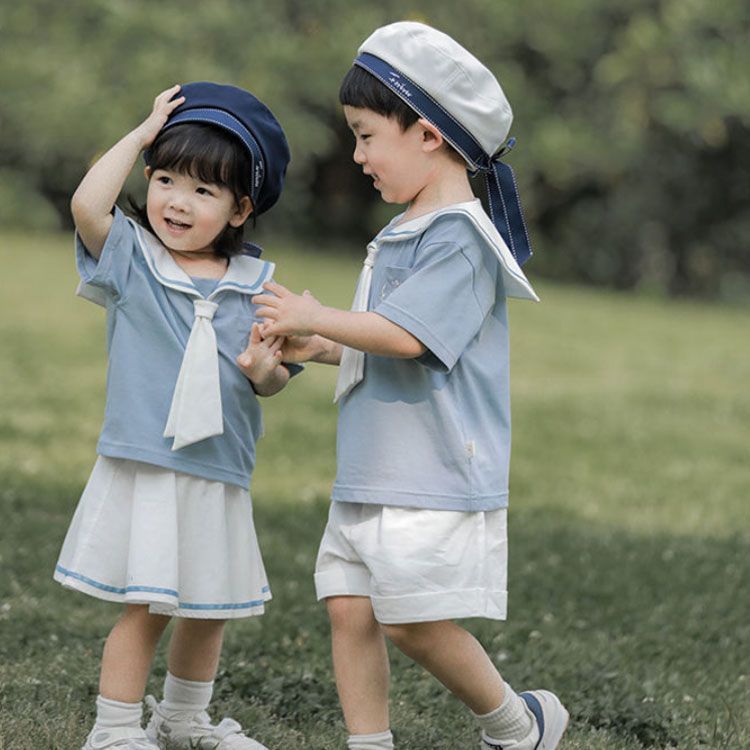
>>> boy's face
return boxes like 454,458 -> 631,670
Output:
344,106 -> 433,205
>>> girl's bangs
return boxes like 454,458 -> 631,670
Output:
149,124 -> 242,190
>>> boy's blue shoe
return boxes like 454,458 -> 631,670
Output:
481,690 -> 569,750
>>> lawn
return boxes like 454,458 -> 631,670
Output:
0,230 -> 748,749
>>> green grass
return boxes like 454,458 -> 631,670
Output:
1,231 -> 748,749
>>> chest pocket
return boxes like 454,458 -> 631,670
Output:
377,265 -> 412,304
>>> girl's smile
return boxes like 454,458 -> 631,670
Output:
145,168 -> 247,256
164,217 -> 192,233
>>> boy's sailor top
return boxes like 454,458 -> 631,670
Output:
333,199 -> 537,512
76,207 -> 288,488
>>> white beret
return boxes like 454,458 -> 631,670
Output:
357,21 -> 513,160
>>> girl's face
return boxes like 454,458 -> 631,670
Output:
145,168 -> 252,255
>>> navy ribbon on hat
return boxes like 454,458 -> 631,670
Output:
355,52 -> 532,266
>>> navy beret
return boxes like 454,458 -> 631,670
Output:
148,81 -> 291,216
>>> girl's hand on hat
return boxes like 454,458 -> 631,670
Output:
252,282 -> 323,338
134,84 -> 186,149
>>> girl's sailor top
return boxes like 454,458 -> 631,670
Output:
332,199 -> 538,512
76,207 -> 288,488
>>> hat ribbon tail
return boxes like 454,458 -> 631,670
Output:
486,160 -> 533,267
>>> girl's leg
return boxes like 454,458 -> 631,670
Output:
326,596 -> 391,735
100,604 -> 170,702
151,618 -> 226,717
167,617 -> 227,681
147,618 -> 272,748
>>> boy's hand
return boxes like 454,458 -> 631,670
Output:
133,85 -> 185,150
252,281 -> 323,337
236,323 -> 285,387
281,335 -> 320,363
281,334 -> 343,366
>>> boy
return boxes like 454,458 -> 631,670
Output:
254,21 -> 569,750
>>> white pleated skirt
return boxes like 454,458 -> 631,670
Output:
54,456 -> 271,619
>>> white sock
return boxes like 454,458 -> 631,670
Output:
161,671 -> 214,717
347,729 -> 394,750
95,695 -> 143,728
474,682 -> 538,748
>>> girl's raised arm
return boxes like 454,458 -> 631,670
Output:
70,85 -> 185,258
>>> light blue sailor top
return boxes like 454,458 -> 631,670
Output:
332,199 -> 538,512
76,207 -> 279,488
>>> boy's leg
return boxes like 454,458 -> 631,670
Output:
314,504 -> 393,747
380,619 -> 504,714
381,620 -> 545,748
327,596 -> 391,735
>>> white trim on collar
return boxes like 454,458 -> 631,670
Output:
132,220 -> 275,300
378,199 -> 539,302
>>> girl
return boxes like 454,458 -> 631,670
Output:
54,83 -> 293,750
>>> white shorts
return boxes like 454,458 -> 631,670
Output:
54,456 -> 271,619
314,501 -> 508,624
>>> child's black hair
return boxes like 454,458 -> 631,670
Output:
339,65 -> 419,131
129,122 -> 253,258
339,64 -> 464,165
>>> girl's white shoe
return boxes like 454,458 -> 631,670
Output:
145,696 -> 268,749
82,726 -> 160,749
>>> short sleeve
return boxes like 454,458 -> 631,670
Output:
75,207 -> 138,305
374,238 -> 497,372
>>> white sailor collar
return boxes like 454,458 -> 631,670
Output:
132,219 -> 274,300
376,199 -> 539,302
77,218 -> 275,308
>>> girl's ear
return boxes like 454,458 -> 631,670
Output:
417,117 -> 445,153
144,166 -> 153,180
229,196 -> 254,227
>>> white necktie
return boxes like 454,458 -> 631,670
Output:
164,298 -> 224,450
334,241 -> 380,403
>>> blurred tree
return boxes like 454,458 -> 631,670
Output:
0,0 -> 747,297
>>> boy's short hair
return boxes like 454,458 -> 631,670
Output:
339,63 -> 463,165
339,65 -> 419,131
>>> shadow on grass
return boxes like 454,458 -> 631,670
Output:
1,475 -> 748,749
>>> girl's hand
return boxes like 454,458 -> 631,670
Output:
70,84 -> 184,257
252,282 -> 323,337
236,323 -> 285,387
133,85 -> 185,150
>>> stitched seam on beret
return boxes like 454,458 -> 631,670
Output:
354,57 -> 479,166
